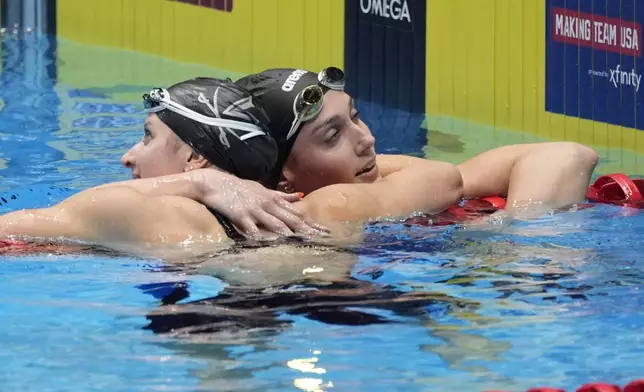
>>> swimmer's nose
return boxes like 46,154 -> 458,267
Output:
356,127 -> 376,156
120,143 -> 138,168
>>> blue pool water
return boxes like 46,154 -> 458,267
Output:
1,35 -> 644,392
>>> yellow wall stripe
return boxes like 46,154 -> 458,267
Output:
57,0 -> 344,75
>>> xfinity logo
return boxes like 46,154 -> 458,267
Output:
281,69 -> 308,92
609,64 -> 642,92
360,0 -> 411,23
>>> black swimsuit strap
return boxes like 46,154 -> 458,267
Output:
207,207 -> 245,241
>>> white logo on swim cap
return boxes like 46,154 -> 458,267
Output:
197,87 -> 267,149
281,69 -> 308,92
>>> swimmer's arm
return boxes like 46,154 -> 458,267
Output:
376,154 -> 448,178
94,169 -> 299,202
93,170 -> 317,237
93,170 -> 209,200
0,187 -> 221,248
294,160 -> 464,226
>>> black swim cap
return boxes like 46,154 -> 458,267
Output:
236,68 -> 344,170
144,77 -> 279,187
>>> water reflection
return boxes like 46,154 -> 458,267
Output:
0,36 -> 64,190
131,212 -> 613,391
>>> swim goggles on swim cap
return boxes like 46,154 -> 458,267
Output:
286,67 -> 346,140
143,87 -> 267,141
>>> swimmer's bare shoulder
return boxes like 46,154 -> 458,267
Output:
0,186 -> 230,251
375,154 -> 448,177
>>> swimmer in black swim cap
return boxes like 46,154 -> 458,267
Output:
236,67 -> 598,218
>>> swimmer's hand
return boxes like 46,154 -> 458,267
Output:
194,170 -> 329,239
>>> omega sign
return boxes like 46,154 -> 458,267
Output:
359,0 -> 412,28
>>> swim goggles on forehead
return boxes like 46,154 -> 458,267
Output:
286,67 -> 346,140
143,87 -> 267,141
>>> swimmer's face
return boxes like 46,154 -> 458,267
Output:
280,90 -> 379,195
120,114 -> 196,178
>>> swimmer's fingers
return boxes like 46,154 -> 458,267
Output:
251,209 -> 295,237
275,191 -> 303,203
308,221 -> 331,234
270,195 -> 305,217
234,216 -> 263,240
265,202 -> 329,236
273,198 -> 331,234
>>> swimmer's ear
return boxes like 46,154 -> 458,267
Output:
186,152 -> 211,170
277,167 -> 295,192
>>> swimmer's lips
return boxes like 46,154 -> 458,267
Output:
356,159 -> 377,177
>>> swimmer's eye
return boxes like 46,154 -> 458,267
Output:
142,128 -> 152,144
324,128 -> 341,144
351,110 -> 361,122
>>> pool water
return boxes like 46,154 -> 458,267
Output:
1,35 -> 644,392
